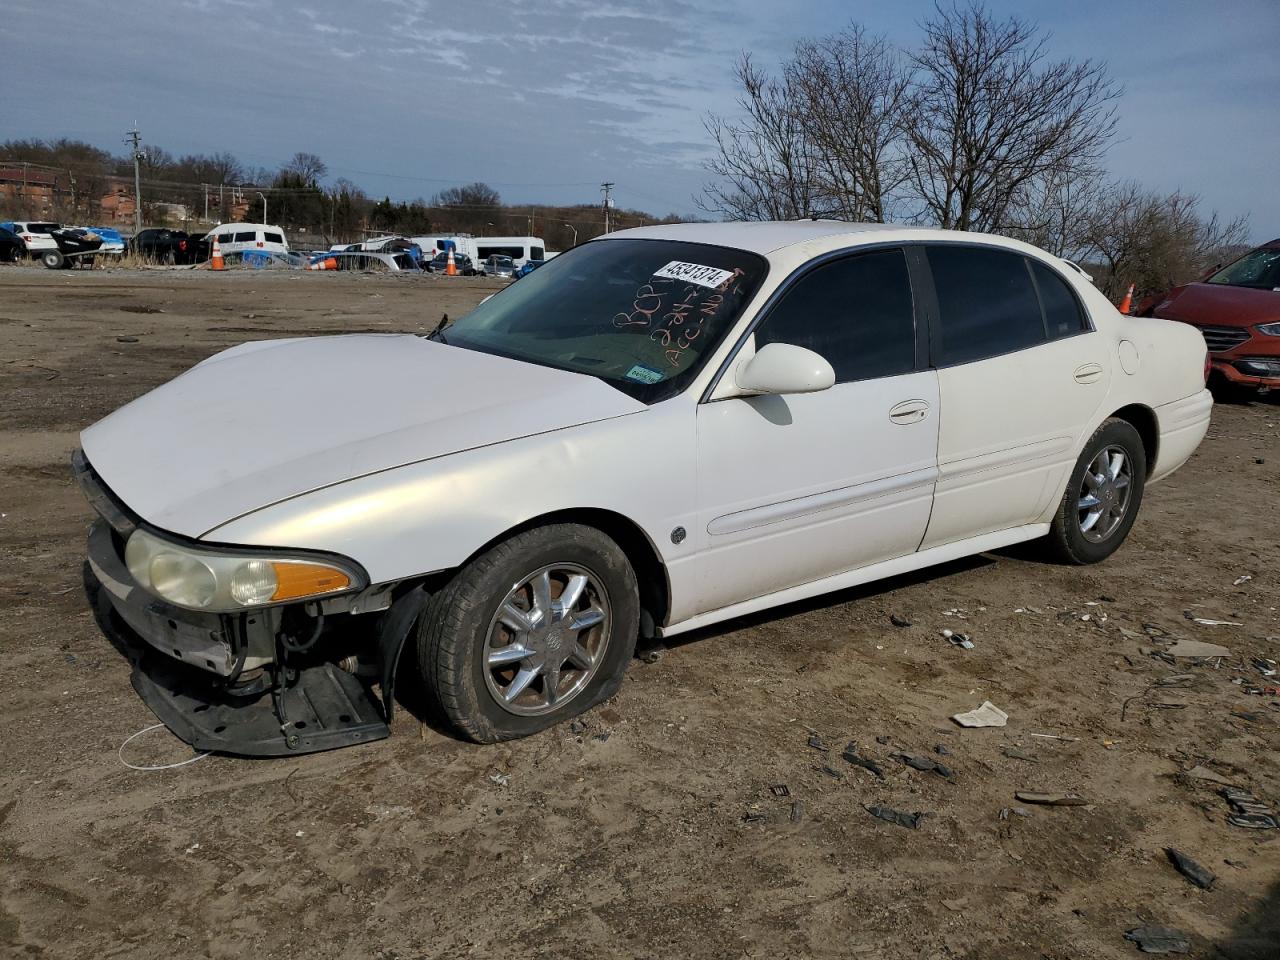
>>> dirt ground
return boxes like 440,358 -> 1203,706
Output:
1,264 -> 1277,960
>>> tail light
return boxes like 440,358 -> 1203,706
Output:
179,240 -> 188,250
1204,352 -> 1212,384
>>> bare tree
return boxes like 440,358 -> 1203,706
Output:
905,2 -> 1119,232
1079,182 -> 1249,300
788,25 -> 911,222
284,152 -> 328,187
1001,168 -> 1105,258
431,182 -> 501,209
699,54 -> 824,220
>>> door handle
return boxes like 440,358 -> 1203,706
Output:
1073,362 -> 1103,384
889,399 -> 930,424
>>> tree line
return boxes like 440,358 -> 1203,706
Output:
700,1 -> 1249,299
0,142 -> 666,251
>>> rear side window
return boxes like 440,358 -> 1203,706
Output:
928,246 -> 1045,365
234,231 -> 254,242
263,232 -> 283,244
530,246 -> 544,261
1030,261 -> 1087,339
756,248 -> 917,383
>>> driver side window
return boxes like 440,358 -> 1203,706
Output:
755,248 -> 917,383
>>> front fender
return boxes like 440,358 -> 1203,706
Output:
202,400 -> 695,587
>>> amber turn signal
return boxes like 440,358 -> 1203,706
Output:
271,562 -> 353,602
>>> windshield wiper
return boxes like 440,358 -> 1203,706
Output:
425,313 -> 451,343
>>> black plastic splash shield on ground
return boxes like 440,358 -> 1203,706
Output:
131,655 -> 390,757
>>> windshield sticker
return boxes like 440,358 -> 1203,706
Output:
624,363 -> 665,385
653,261 -> 737,289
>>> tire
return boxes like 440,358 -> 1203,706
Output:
1045,418 -> 1147,564
416,523 -> 640,742
41,250 -> 65,269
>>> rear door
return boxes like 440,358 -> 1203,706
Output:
919,244 -> 1110,549
694,247 -> 939,614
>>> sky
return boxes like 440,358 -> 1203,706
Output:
1,0 -> 1276,240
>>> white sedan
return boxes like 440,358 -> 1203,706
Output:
77,221 -> 1212,754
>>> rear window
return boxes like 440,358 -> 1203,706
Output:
530,246 -> 545,261
928,245 -> 1047,365
234,231 -> 255,242
263,232 -> 284,244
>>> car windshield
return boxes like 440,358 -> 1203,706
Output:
1207,247 -> 1280,290
440,238 -> 768,403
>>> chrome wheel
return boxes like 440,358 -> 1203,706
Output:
482,563 -> 611,717
1077,444 -> 1133,543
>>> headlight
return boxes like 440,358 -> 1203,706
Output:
1256,322 -> 1280,336
124,528 -> 363,612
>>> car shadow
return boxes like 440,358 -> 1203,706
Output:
652,552 -> 995,654
1215,874 -> 1280,958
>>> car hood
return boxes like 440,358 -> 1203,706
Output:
1152,283 -> 1280,327
80,334 -> 646,539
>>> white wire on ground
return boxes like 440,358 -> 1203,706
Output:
118,722 -> 211,771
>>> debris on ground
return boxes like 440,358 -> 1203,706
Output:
789,800 -> 805,823
1221,787 -> 1278,829
770,784 -> 790,797
941,629 -> 975,649
889,614 -> 913,627
1165,638 -> 1231,658
638,648 -> 664,664
1003,746 -> 1039,763
842,742 -> 886,780
1164,848 -> 1216,890
891,751 -> 954,779
1028,732 -> 1081,742
1233,574 -> 1252,586
115,335 -> 139,343
998,806 -> 1033,820
1252,657 -> 1277,677
1015,791 -> 1088,806
807,733 -> 828,751
1183,612 -> 1242,627
934,743 -> 950,755
1181,765 -> 1236,786
1124,925 -> 1191,954
742,811 -> 767,825
818,764 -> 844,780
865,804 -> 927,829
488,772 -> 510,787
952,701 -> 1008,728
875,735 -> 892,745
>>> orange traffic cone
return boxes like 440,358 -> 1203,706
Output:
308,256 -> 337,271
211,236 -> 225,271
446,248 -> 457,277
1117,283 -> 1134,315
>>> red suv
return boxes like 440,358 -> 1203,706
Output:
1141,239 -> 1280,396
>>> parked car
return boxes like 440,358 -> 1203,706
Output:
130,228 -> 206,265
1,220 -> 61,256
0,225 -> 23,262
205,222 -> 288,258
76,221 -> 1211,755
482,254 -> 516,279
514,257 -> 546,278
308,251 -> 420,272
1139,238 -> 1280,397
426,251 -> 479,275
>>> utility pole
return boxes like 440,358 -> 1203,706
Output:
600,182 -> 614,234
125,127 -> 143,234
202,183 -> 208,223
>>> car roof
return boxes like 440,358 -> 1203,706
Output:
599,219 -> 1059,259
599,220 -> 901,255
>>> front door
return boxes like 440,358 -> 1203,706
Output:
694,247 -> 939,615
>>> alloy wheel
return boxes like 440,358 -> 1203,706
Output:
482,563 -> 611,716
1077,444 -> 1133,542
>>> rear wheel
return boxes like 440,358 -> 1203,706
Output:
1045,418 -> 1147,564
416,523 -> 639,742
41,250 -> 65,269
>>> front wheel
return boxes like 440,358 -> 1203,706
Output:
41,250 -> 65,269
1045,418 -> 1147,564
416,523 -> 640,742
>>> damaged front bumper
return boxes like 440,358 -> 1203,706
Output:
76,453 -> 426,757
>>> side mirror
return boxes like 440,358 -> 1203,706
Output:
736,342 -> 835,396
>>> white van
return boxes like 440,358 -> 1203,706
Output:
408,235 -> 478,262
474,236 -> 545,268
205,223 -> 289,256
